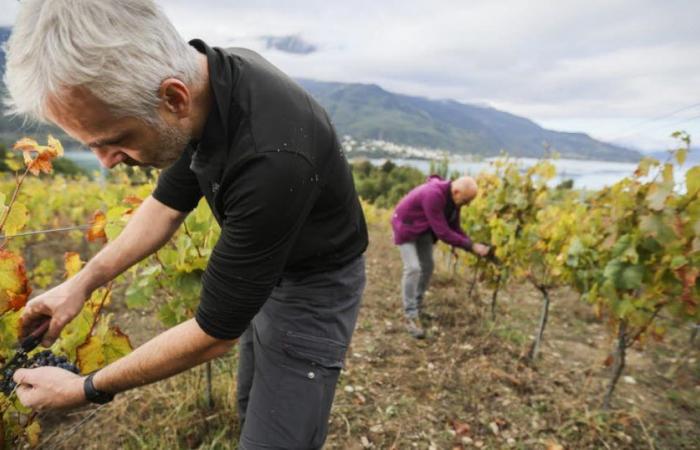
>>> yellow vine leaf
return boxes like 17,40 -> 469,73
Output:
77,315 -> 132,374
64,252 -> 83,279
12,137 -> 39,153
5,156 -> 22,171
25,420 -> 41,447
47,134 -> 64,157
12,135 -> 64,176
123,195 -> 143,207
86,210 -> 107,242
3,201 -> 28,236
0,249 -> 31,314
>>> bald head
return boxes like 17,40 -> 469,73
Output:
451,176 -> 478,206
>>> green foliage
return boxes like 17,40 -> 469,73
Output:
0,136 -> 131,447
351,160 -> 425,208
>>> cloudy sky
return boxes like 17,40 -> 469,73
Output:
2,0 -> 699,151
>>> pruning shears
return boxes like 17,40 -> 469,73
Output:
0,320 -> 50,373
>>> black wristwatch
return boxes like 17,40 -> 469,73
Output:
83,372 -> 115,404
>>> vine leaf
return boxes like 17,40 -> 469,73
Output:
86,210 -> 107,242
13,135 -> 64,176
76,315 -> 132,374
3,202 -> 28,236
0,250 -> 31,315
687,166 -> 700,197
25,420 -> 41,447
123,195 -> 143,207
64,252 -> 83,279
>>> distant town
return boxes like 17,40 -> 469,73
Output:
340,135 -> 480,162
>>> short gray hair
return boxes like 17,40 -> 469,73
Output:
3,0 -> 201,122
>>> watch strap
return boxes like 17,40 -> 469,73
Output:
83,372 -> 114,404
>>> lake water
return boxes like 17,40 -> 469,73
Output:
365,157 -> 693,191
65,151 -> 103,174
64,151 -> 693,191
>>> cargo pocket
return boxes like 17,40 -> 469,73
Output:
266,331 -> 346,447
280,330 -> 347,383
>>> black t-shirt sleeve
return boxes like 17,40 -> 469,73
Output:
195,152 -> 319,339
152,148 -> 203,212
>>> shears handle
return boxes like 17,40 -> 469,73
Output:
19,320 -> 50,352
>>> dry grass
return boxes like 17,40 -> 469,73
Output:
34,222 -> 699,449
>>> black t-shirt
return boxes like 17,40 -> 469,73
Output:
152,40 -> 368,340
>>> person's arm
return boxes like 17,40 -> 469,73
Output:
447,206 -> 490,257
13,318 -> 234,410
421,191 -> 490,257
14,152 -> 318,410
421,190 -> 473,250
21,196 -> 188,346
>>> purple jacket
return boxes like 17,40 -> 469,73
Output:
391,175 -> 473,250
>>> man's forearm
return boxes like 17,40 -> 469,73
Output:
92,318 -> 235,394
72,196 -> 187,295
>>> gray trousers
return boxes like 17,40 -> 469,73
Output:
237,256 -> 365,450
398,233 -> 434,319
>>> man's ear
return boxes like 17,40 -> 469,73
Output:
158,78 -> 191,118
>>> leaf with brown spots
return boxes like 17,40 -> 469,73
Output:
86,210 -> 108,242
0,249 -> 31,314
13,135 -> 64,175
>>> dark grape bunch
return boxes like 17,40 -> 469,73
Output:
1,350 -> 80,396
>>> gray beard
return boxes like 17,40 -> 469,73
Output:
151,120 -> 191,168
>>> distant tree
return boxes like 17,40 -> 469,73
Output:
381,159 -> 396,173
429,156 -> 449,179
556,179 -> 574,190
351,160 -> 424,207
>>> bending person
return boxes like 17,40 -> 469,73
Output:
4,1 -> 368,448
391,175 -> 489,338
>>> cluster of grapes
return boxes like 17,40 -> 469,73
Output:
1,350 -> 80,396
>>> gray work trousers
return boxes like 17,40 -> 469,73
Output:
398,233 -> 434,319
237,255 -> 366,450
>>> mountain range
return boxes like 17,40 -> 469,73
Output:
0,26 -> 641,161
297,79 -> 640,161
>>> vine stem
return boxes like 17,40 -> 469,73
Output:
183,221 -> 203,258
626,305 -> 664,346
527,282 -> 551,362
0,165 -> 32,247
603,319 -> 627,409
181,222 -> 213,406
490,272 -> 502,321
602,304 -> 663,408
84,281 -> 114,337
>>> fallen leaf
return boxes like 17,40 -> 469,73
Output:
451,419 -> 471,437
603,354 -> 614,367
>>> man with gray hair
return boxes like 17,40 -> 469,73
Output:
4,1 -> 368,448
391,175 -> 489,338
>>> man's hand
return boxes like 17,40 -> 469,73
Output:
472,243 -> 490,257
21,280 -> 89,347
13,367 -> 86,411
